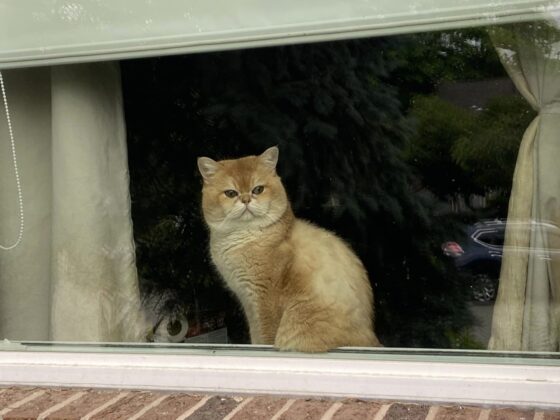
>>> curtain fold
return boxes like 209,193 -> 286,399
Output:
0,63 -> 146,341
489,21 -> 560,351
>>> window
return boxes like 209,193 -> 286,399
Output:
0,0 -> 559,406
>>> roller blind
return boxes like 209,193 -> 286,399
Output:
0,0 -> 558,68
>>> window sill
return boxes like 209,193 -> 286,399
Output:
0,343 -> 559,409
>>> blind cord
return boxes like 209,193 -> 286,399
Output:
0,71 -> 24,250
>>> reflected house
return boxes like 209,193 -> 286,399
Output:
437,77 -> 518,213
437,78 -> 517,111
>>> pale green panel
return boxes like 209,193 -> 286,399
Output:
0,0 -> 558,68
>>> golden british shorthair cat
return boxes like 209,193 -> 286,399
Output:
198,146 -> 381,352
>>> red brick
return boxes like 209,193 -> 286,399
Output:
435,405 -> 482,420
225,396 -> 284,420
139,394 -> 203,420
90,391 -> 165,419
46,389 -> 122,419
278,399 -> 333,420
333,399 -> 383,420
0,388 -> 39,409
3,389 -> 78,420
489,408 -> 534,420
187,396 -> 239,420
385,403 -> 430,420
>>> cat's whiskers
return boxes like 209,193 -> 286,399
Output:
232,204 -> 253,219
213,205 -> 244,230
214,204 -> 260,232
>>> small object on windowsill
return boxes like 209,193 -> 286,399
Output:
0,338 -> 25,350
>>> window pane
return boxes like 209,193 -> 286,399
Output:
1,18 -> 560,356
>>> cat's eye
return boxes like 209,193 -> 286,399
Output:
224,190 -> 238,198
252,186 -> 264,195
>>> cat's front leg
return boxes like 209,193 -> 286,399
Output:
273,301 -> 338,352
248,318 -> 278,345
248,322 -> 265,344
247,305 -> 279,345
242,305 -> 269,345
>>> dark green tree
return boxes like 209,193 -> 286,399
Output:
395,28 -> 535,219
393,28 -> 505,103
406,95 -> 478,199
122,36 -> 472,348
452,95 -> 536,197
406,94 -> 534,216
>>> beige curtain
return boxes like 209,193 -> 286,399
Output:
488,21 -> 560,351
0,63 -> 146,341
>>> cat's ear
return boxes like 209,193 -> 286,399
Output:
259,146 -> 279,171
197,157 -> 220,181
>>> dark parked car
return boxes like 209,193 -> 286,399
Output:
442,219 -> 560,302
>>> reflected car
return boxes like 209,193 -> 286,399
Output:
442,219 -> 560,302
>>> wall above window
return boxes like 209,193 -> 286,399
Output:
0,0 -> 558,68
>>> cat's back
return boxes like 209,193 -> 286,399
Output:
288,220 -> 373,315
289,219 -> 367,275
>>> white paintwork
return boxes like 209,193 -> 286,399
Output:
0,347 -> 559,409
0,0 -> 558,68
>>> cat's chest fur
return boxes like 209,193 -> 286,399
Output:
210,230 -> 269,311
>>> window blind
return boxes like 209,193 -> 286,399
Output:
0,0 -> 558,68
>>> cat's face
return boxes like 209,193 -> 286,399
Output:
197,147 -> 288,232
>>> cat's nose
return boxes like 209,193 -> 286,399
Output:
240,194 -> 251,204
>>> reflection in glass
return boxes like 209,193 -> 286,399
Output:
488,21 -> 560,352
1,18 -> 559,354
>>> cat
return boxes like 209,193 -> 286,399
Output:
197,146 -> 381,352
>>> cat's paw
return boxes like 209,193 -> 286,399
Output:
275,339 -> 331,353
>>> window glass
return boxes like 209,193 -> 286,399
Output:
1,18 -> 559,356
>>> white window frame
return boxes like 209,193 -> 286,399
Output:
1,344 -> 559,408
0,0 -> 556,69
1,2 -> 560,409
